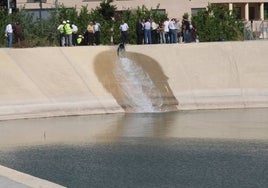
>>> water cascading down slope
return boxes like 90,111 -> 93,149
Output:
94,50 -> 179,113
115,56 -> 163,112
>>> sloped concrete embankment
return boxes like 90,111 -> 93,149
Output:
0,41 -> 268,120
127,41 -> 268,110
0,46 -> 124,120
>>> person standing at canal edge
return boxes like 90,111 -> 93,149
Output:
57,20 -> 66,46
5,22 -> 13,48
87,21 -> 95,46
119,20 -> 129,44
64,20 -> 73,46
13,22 -> 23,47
182,16 -> 191,43
143,18 -> 152,44
93,21 -> 101,45
71,22 -> 78,46
136,19 -> 144,45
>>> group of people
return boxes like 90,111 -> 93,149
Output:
57,20 -> 101,47
4,16 -> 196,48
135,16 -> 198,45
57,20 -> 78,46
4,22 -> 23,48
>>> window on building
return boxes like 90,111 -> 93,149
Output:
0,0 -> 17,12
0,0 -> 8,8
234,7 -> 242,19
249,6 -> 255,20
152,9 -> 166,15
27,0 -> 47,3
82,0 -> 102,2
10,0 -> 16,9
191,8 -> 205,16
264,3 -> 268,20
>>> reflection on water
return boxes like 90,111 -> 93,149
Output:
1,108 -> 268,187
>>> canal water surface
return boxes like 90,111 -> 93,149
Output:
0,108 -> 268,188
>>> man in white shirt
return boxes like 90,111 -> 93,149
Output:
168,18 -> 176,43
164,18 -> 170,43
5,23 -> 13,48
93,21 -> 101,45
144,19 -> 152,44
151,19 -> 159,44
119,20 -> 129,44
71,22 -> 78,46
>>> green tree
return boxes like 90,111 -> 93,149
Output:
77,6 -> 91,33
96,0 -> 116,21
0,8 -> 10,47
89,0 -> 116,44
192,3 -> 244,42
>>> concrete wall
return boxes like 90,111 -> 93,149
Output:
127,41 -> 268,110
0,46 -> 124,120
1,41 -> 268,120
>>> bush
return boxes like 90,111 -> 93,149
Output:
191,3 -> 244,42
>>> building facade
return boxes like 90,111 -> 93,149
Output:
16,0 -> 268,21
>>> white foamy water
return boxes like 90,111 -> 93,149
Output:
114,57 -> 163,112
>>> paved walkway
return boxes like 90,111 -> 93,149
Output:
0,175 -> 32,188
0,165 -> 66,188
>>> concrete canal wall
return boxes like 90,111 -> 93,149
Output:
0,41 -> 268,120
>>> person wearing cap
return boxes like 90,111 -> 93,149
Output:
57,20 -> 66,46
77,35 -> 84,45
64,20 -> 73,46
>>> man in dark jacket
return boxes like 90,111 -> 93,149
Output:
136,19 -> 143,45
13,22 -> 23,47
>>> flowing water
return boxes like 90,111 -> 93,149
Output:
115,56 -> 163,112
0,108 -> 268,188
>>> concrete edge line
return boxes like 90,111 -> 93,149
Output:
0,165 -> 66,188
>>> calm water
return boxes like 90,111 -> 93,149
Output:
1,108 -> 268,188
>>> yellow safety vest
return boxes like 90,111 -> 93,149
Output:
59,24 -> 64,34
64,23 -> 72,35
77,37 -> 82,44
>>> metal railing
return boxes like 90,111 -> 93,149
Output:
259,20 -> 268,39
244,20 -> 268,40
